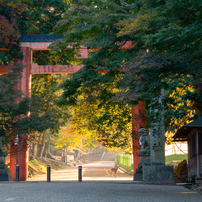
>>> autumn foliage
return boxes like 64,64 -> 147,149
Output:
0,1 -> 24,64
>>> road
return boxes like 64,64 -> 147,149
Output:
0,161 -> 201,202
27,161 -> 133,182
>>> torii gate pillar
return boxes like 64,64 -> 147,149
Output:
132,101 -> 145,179
10,47 -> 32,181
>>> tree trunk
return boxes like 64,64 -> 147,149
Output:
43,133 -> 51,157
33,143 -> 38,157
39,130 -> 47,158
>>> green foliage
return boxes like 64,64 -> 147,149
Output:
0,0 -> 24,64
0,64 -> 47,139
117,0 -> 202,131
53,0 -> 134,106
30,160 -> 39,166
29,160 -> 46,172
0,64 -> 68,142
52,0 -> 202,144
69,88 -> 132,153
31,74 -> 70,134
17,0 -> 69,34
51,0 -> 139,152
0,0 -> 69,64
0,64 -> 28,133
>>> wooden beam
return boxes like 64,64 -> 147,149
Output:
31,63 -> 83,74
20,42 -> 88,58
0,65 -> 10,74
20,42 -> 52,50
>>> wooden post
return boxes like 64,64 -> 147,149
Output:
132,102 -> 145,179
196,131 -> 200,177
10,47 -> 32,181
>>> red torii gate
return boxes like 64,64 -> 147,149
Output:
0,35 -> 144,181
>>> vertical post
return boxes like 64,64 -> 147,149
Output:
16,164 -> 20,182
10,47 -> 32,181
47,165 -> 51,182
150,89 -> 165,165
196,131 -> 200,177
78,166 -> 82,182
132,102 -> 145,180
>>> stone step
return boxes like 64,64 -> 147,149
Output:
0,164 -> 7,169
0,173 -> 13,181
0,169 -> 9,174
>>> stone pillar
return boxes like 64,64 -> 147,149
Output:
0,130 -> 12,181
133,128 -> 150,181
143,89 -> 174,184
150,90 -> 165,165
10,47 -> 32,181
132,101 -> 145,180
80,47 -> 88,58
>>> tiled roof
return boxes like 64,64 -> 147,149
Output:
19,34 -> 64,42
183,117 -> 202,128
173,117 -> 202,140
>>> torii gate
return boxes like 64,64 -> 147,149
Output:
0,34 -> 144,181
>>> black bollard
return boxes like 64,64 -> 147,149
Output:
78,166 -> 82,182
47,165 -> 51,182
16,164 -> 20,182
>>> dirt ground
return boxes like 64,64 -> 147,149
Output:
28,156 -> 67,178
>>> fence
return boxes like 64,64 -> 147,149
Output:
165,142 -> 188,163
115,154 -> 133,174
116,142 -> 188,174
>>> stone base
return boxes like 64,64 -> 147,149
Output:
195,178 -> 202,185
0,173 -> 12,181
134,155 -> 150,181
133,173 -> 142,181
143,165 -> 174,184
0,164 -> 13,181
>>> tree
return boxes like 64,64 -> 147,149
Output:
0,64 -> 54,152
18,0 -> 69,34
51,0 -> 137,150
116,0 -> 202,131
52,0 -> 202,143
0,0 -> 70,64
19,0 -> 70,65
69,87 -> 132,153
30,74 -> 69,157
0,64 -> 29,138
0,0 -> 71,156
0,0 -> 24,64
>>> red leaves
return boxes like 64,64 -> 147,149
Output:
0,15 -> 19,47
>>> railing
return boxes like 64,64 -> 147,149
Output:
115,154 -> 133,174
165,142 -> 188,163
116,143 -> 188,175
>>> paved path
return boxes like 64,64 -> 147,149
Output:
0,161 -> 201,201
28,161 -> 133,181
0,181 -> 201,202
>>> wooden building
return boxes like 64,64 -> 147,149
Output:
173,117 -> 202,181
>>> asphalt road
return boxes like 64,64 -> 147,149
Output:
0,161 -> 201,202
27,161 -> 133,182
0,181 -> 201,202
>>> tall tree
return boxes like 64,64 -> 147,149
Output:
116,0 -> 202,131
0,0 -> 24,64
0,0 -> 70,64
31,74 -> 69,157
19,0 -> 69,34
52,0 -> 136,149
0,64 -> 28,136
69,87 -> 132,153
52,0 -> 202,141
0,64 -> 54,152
